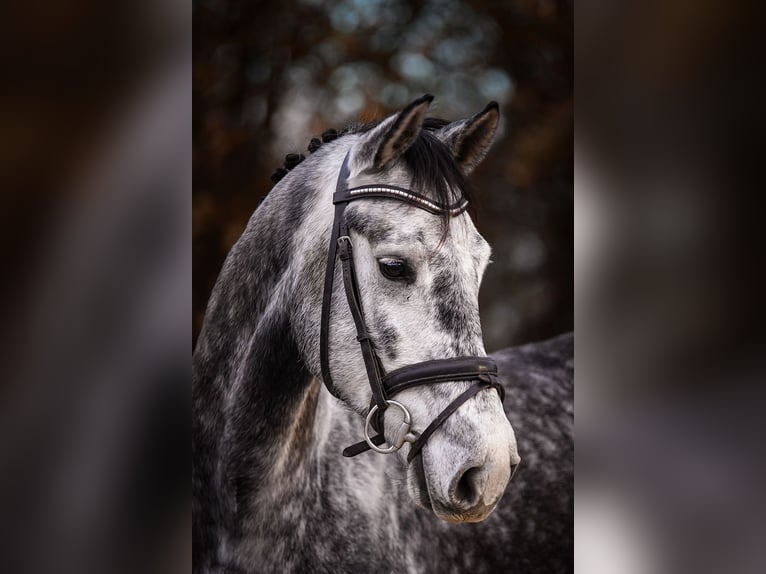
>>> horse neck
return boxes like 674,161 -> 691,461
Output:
195,143 -> 415,565
193,149 -> 356,517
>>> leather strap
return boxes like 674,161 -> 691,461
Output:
406,381 -> 493,462
384,357 -> 502,399
337,224 -> 388,412
342,433 -> 387,458
341,363 -> 504,459
319,152 -> 352,399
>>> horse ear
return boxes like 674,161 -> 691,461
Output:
354,94 -> 434,171
436,101 -> 500,174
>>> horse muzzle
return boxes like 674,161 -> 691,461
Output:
407,399 -> 521,523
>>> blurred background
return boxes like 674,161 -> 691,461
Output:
193,0 -> 573,351
3,0 -> 766,572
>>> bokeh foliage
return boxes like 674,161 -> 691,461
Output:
193,0 -> 572,350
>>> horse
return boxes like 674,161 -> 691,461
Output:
193,94 -> 573,573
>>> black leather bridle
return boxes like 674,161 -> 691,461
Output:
320,151 -> 505,462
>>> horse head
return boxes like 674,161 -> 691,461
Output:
289,95 -> 520,523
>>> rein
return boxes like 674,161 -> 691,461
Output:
319,151 -> 504,462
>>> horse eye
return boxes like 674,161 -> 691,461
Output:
378,258 -> 407,279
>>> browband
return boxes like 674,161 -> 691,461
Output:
339,184 -> 469,216
319,150 -> 504,462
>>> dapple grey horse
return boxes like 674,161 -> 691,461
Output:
193,95 -> 573,573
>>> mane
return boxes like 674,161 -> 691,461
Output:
271,117 -> 472,230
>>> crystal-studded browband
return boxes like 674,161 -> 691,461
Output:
336,184 -> 469,216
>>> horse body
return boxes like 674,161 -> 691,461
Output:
193,97 -> 572,573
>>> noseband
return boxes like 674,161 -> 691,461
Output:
320,151 -> 505,462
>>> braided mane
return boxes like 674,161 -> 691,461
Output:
270,118 -> 456,184
270,117 -> 470,235
270,129 -> 341,184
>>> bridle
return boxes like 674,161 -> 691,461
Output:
319,150 -> 505,462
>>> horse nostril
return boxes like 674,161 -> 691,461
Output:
510,462 -> 520,480
454,466 -> 482,507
